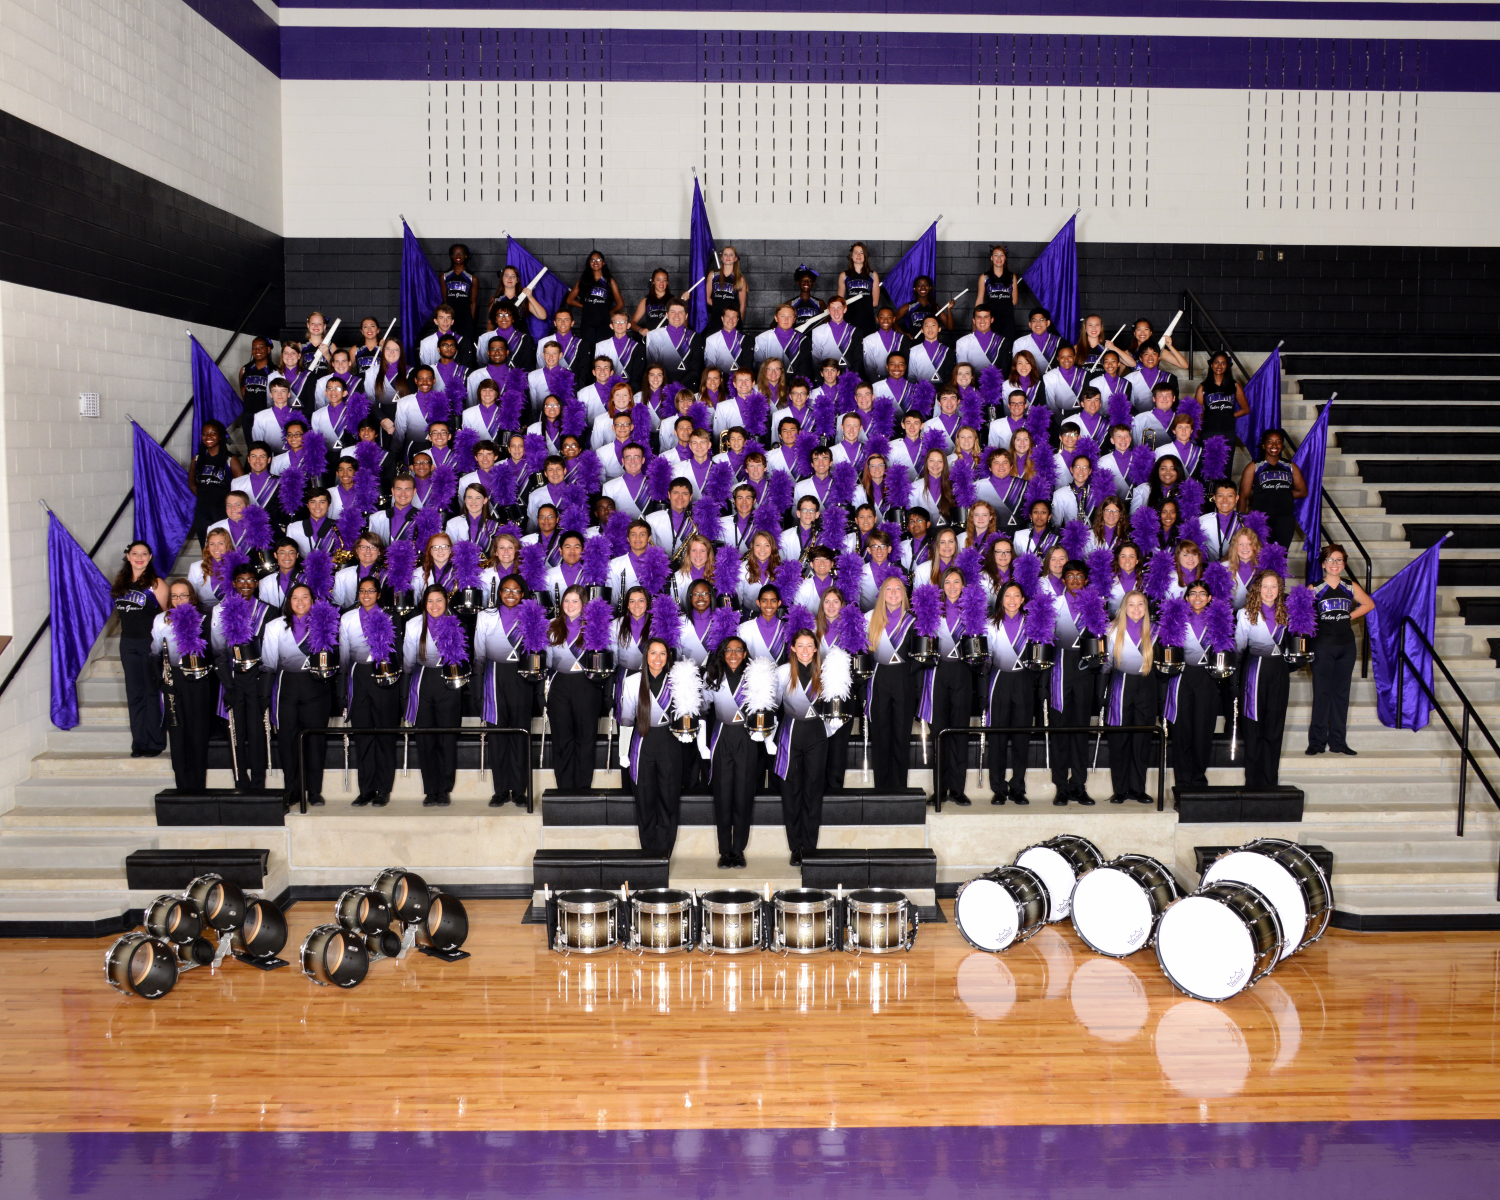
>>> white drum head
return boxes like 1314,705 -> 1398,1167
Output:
1204,851 -> 1307,960
1016,847 -> 1078,922
1070,867 -> 1155,957
1156,896 -> 1257,1002
955,878 -> 1019,952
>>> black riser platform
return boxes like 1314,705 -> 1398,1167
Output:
540,789 -> 927,827
125,849 -> 270,891
1174,786 -> 1304,823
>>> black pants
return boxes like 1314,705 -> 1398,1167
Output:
223,671 -> 268,788
1243,655 -> 1290,789
349,664 -> 401,800
634,725 -> 683,858
930,661 -> 973,799
779,718 -> 828,857
1252,503 -> 1296,549
988,670 -> 1035,797
682,739 -> 711,794
1309,640 -> 1356,752
486,663 -> 535,800
868,664 -> 917,791
190,491 -> 230,546
1171,665 -> 1219,789
1051,652 -> 1096,792
277,673 -> 331,804
711,725 -> 758,856
414,669 -> 461,798
548,674 -> 602,792
166,671 -> 214,791
1107,673 -> 1158,797
824,719 -> 852,793
120,637 -> 165,755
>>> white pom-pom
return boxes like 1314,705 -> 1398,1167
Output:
821,647 -> 853,702
668,659 -> 703,719
743,655 -> 779,713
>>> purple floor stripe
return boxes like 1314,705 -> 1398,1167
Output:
5,1120 -> 1498,1198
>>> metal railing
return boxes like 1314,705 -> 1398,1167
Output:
1182,286 -> 1376,677
0,282 -> 274,705
1393,618 -> 1500,895
294,725 -> 534,815
932,722 -> 1170,812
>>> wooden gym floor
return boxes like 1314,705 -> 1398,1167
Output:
3,899 -> 1500,1197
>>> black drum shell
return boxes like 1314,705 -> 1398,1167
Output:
146,895 -> 203,945
422,892 -> 470,953
301,924 -> 370,988
372,868 -> 430,924
183,874 -> 246,933
104,933 -> 178,1000
336,886 -> 393,935
234,898 -> 289,960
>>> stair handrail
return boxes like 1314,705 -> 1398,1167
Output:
0,282 -> 273,705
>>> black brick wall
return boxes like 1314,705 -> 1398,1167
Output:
285,236 -> 1500,353
0,111 -> 283,332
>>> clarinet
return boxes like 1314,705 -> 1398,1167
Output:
162,654 -> 180,729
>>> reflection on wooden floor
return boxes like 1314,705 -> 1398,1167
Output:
3,899 -> 1500,1132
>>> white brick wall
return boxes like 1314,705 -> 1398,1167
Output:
0,282 -> 247,813
0,0 -> 282,233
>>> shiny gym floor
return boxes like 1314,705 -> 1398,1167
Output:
3,899 -> 1499,1197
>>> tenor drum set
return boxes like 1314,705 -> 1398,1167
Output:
545,883 -> 919,957
954,835 -> 1333,1002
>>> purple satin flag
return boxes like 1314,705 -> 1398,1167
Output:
689,178 -> 717,332
401,219 -> 443,362
1292,398 -> 1332,582
189,333 -> 242,449
1021,214 -> 1077,340
1238,346 -> 1282,459
48,511 -> 113,730
1368,536 -> 1446,731
881,219 -> 938,311
131,421 -> 196,576
506,236 -> 570,341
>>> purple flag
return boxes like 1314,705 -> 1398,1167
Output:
506,236 -> 570,342
1021,215 -> 1077,340
189,333 -> 242,448
882,220 -> 938,312
47,511 -> 113,729
401,219 -> 443,361
1368,537 -> 1446,731
132,421 -> 196,576
1237,346 -> 1282,458
688,178 -> 717,332
1292,399 -> 1332,583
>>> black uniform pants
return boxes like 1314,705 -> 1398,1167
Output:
487,663 -> 535,800
277,673 -> 331,804
930,661 -> 973,798
779,718 -> 828,857
120,637 -> 165,755
1050,652 -> 1096,792
547,674 -> 602,792
1107,673 -> 1159,797
414,668 -> 461,798
1243,655 -> 1291,789
349,664 -> 401,799
166,671 -> 214,791
824,720 -> 852,793
868,664 -> 917,791
1308,641 -> 1356,752
634,725 -> 683,858
711,725 -> 758,857
1171,665 -> 1219,789
223,670 -> 268,789
988,670 -> 1035,796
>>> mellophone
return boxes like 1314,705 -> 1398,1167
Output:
543,883 -> 920,957
955,834 -> 1332,1002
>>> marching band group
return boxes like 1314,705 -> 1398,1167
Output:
112,242 -> 1373,869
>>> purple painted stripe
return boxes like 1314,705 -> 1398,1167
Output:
281,28 -> 1499,91
7,1120 -> 1499,1198
180,0 -> 280,74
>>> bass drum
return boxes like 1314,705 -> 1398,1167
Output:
1202,839 -> 1332,959
1155,882 -> 1284,1002
1070,854 -> 1181,958
1014,835 -> 1104,922
953,866 -> 1048,953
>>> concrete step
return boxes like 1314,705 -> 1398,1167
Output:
0,834 -> 159,868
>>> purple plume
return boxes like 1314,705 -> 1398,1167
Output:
1086,547 -> 1115,589
1061,520 -> 1090,561
1075,435 -> 1101,472
277,464 -> 306,517
1106,390 -> 1133,430
1261,540 -> 1289,579
978,367 -> 1005,409
636,545 -> 672,595
703,461 -> 734,506
604,511 -> 632,556
869,392 -> 896,440
307,599 -> 341,653
1076,587 -> 1110,637
958,386 -> 984,433
1023,452 -> 1056,508
1127,444 -> 1156,487
764,469 -> 795,518
908,380 -> 937,419
415,502 -> 444,547
428,611 -> 469,663
452,427 -> 480,474
385,539 -> 418,593
713,542 -> 742,598
1156,596 -> 1190,647
1205,597 -> 1236,651
359,604 -> 396,662
580,533 -> 612,586
1143,548 -> 1175,602
430,461 -> 458,512
739,390 -> 770,440
1023,595 -> 1057,645
166,602 -> 207,657
517,599 -> 551,651
1133,504 -> 1162,556
911,583 -> 943,636
1287,585 -> 1318,636
685,400 -> 713,433
884,462 -> 913,511
1201,436 -> 1232,481
835,550 -> 865,602
830,460 -> 858,507
498,382 -> 526,433
352,437 -> 384,475
955,546 -> 982,588
304,548 -> 336,599
1178,477 -> 1205,521
491,460 -> 521,507
1025,401 -> 1052,447
1203,560 -> 1233,601
831,603 -> 869,654
573,449 -> 602,496
560,396 -> 589,439
240,504 -> 273,551
302,430 -> 329,473
337,504 -> 366,552
810,388 -> 837,439
543,364 -> 577,404
704,606 -> 741,652
650,593 -> 682,649
646,454 -> 675,504
792,431 -> 819,479
218,593 -> 259,647
773,559 -> 805,602
452,539 -> 484,589
1177,396 -> 1204,436
522,433 -> 550,476
959,579 -> 988,634
951,455 -> 977,507
785,603 -> 816,637
692,494 -> 724,543
1244,510 -> 1272,547
581,598 -> 615,651
519,540 -> 549,590
1014,551 -> 1043,598
352,463 -> 381,515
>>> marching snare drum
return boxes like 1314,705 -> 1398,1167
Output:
145,894 -> 203,945
1014,835 -> 1105,923
843,888 -> 919,954
1070,854 -> 1181,958
335,886 -> 393,936
953,866 -> 1049,953
553,889 -> 619,955
772,888 -> 837,955
1155,882 -> 1285,1002
372,868 -> 430,925
699,889 -> 762,954
629,888 -> 695,955
1202,838 -> 1332,959
183,873 -> 245,933
300,924 -> 370,988
104,932 -> 178,1000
